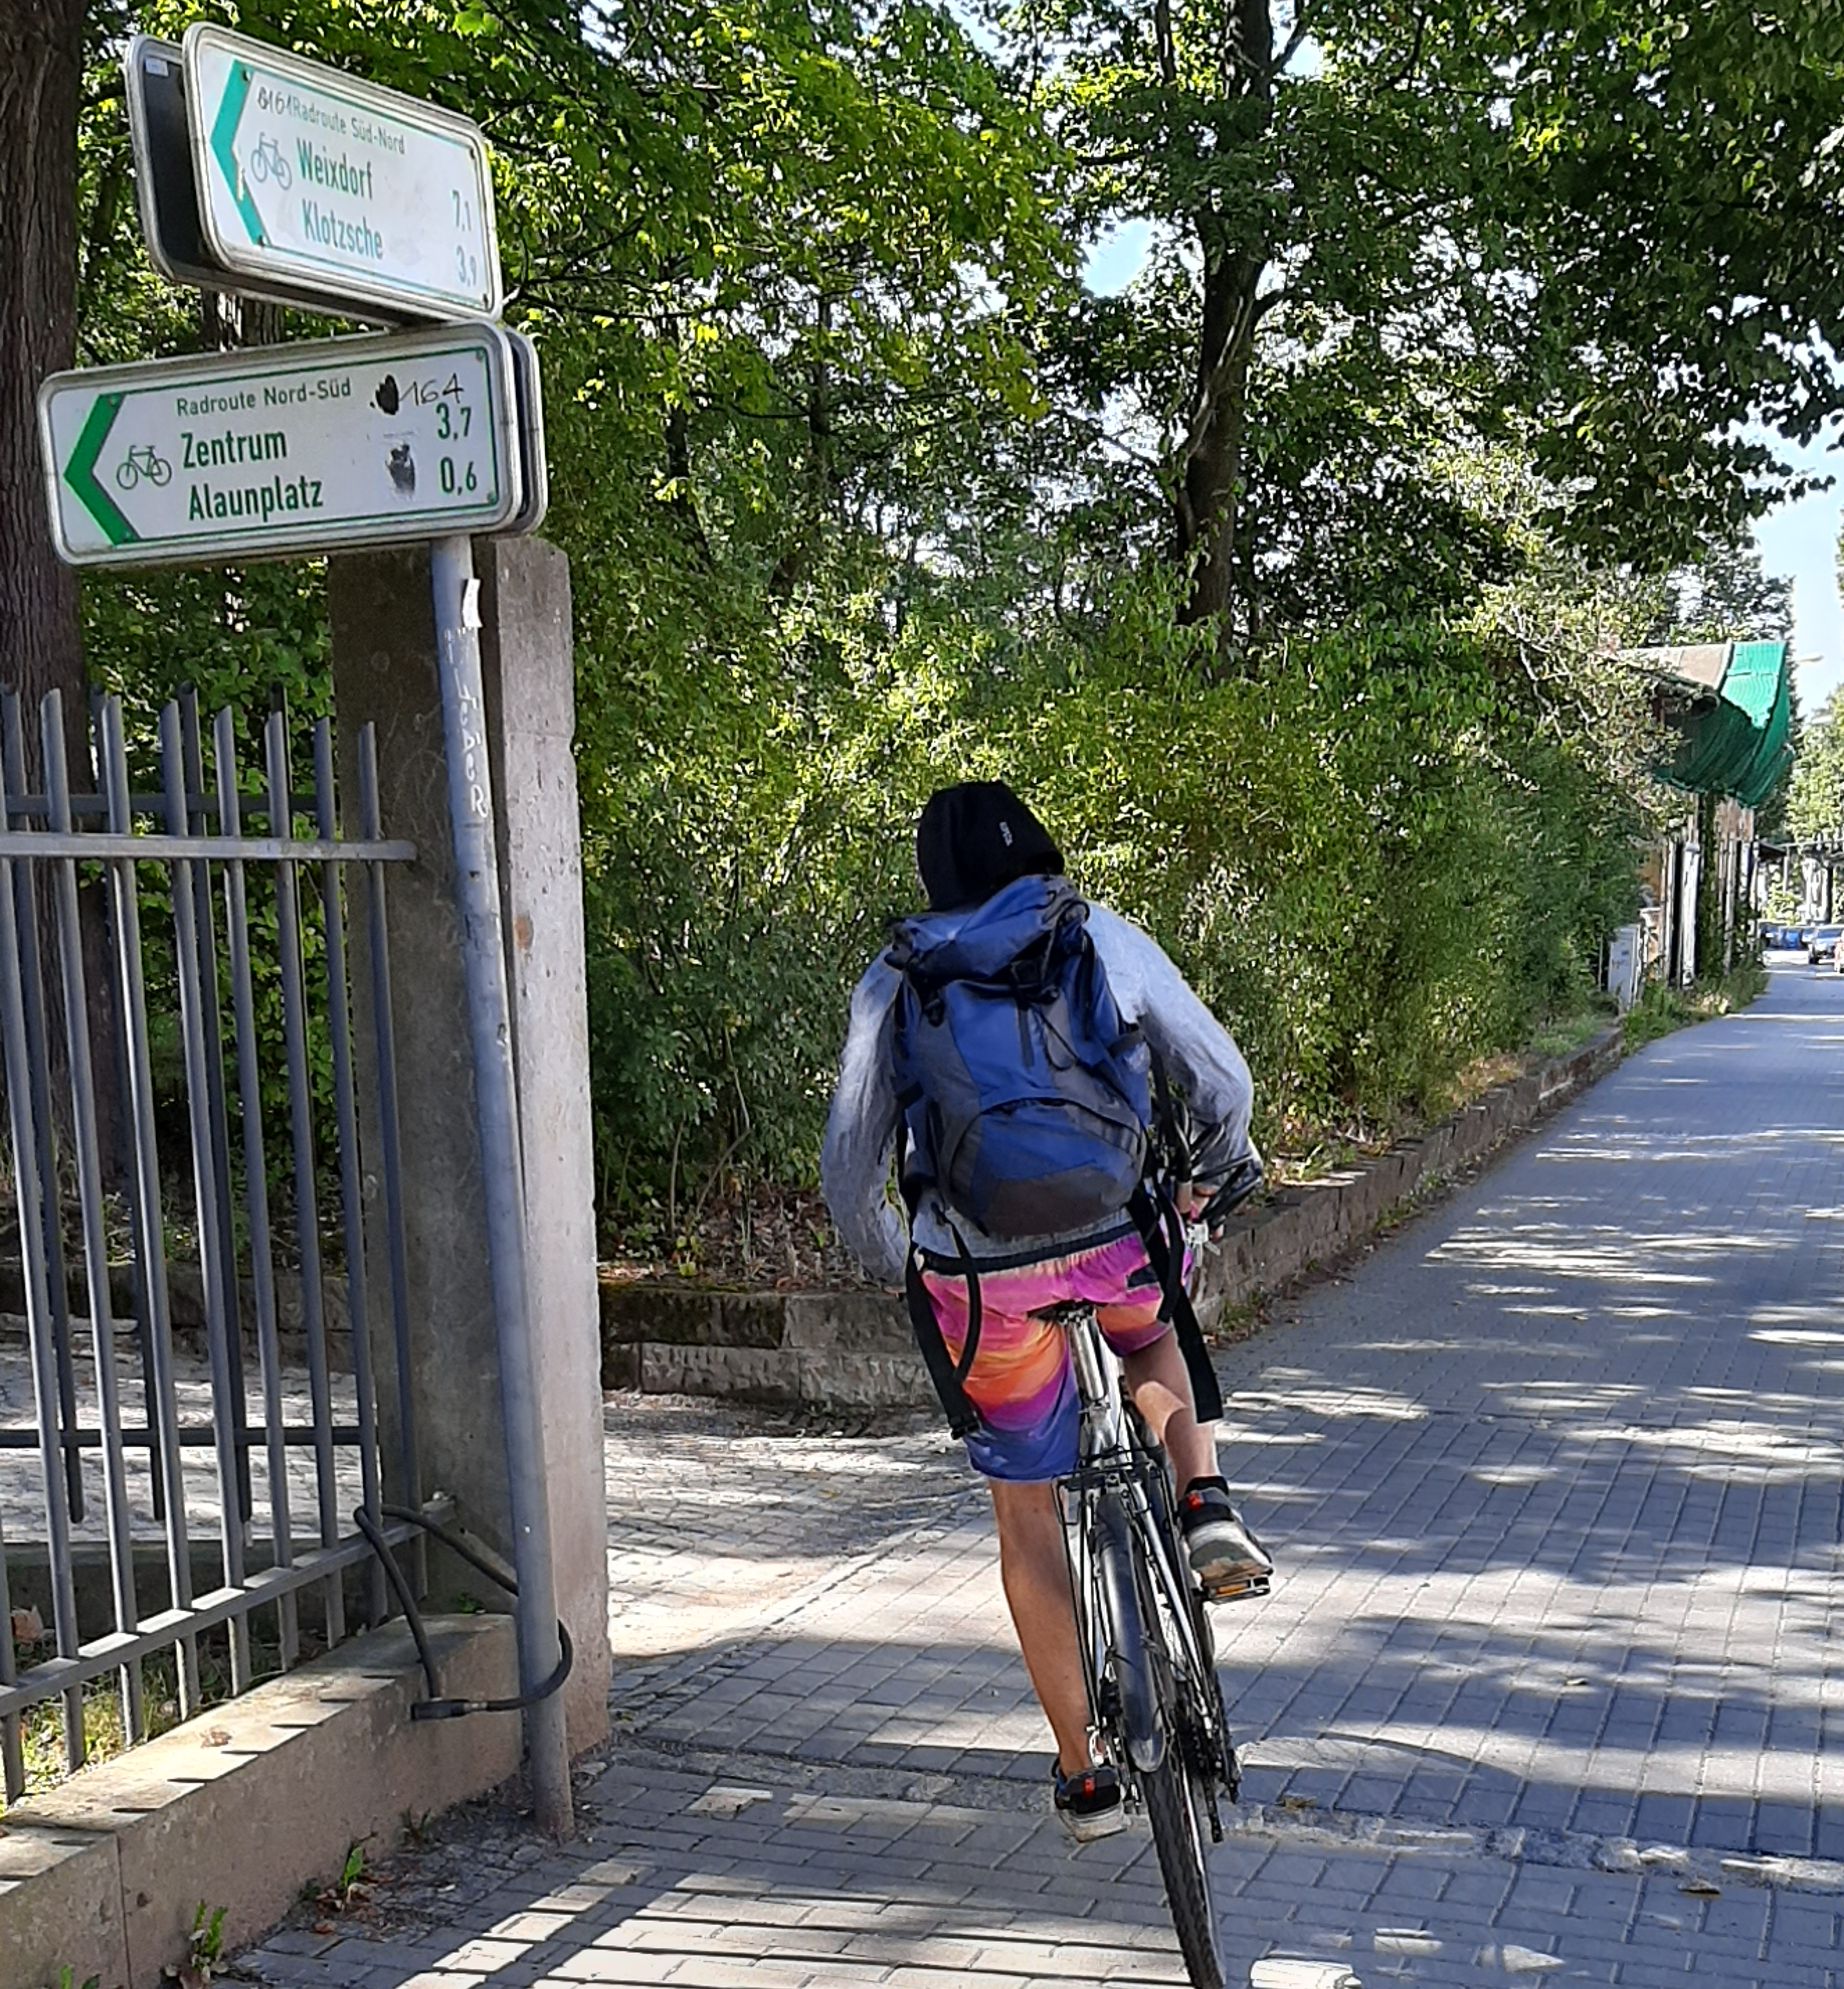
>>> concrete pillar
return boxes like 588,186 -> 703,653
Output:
328,540 -> 610,1756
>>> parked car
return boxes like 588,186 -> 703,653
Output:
1808,925 -> 1843,965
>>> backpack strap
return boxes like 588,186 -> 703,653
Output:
1128,1184 -> 1224,1425
1146,1045 -> 1193,1179
898,1145 -> 984,1440
903,1234 -> 984,1439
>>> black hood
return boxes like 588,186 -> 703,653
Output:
915,781 -> 1065,913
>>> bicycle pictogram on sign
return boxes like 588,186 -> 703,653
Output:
114,444 -> 172,491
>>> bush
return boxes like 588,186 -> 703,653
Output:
573,564 -> 1648,1235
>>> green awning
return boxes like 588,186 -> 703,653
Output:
1627,641 -> 1793,809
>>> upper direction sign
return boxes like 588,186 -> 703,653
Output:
125,35 -> 391,324
184,24 -> 502,323
38,323 -> 522,569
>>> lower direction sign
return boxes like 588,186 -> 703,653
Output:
38,322 -> 524,568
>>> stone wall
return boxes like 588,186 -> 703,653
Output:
601,1027 -> 1626,1411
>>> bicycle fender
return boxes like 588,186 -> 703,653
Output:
1095,1495 -> 1165,1775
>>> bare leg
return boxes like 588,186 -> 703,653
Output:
1119,1326 -> 1217,1488
989,1479 -> 1093,1775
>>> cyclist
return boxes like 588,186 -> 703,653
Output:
821,781 -> 1272,1843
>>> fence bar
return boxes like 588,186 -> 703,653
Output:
0,832 -> 416,861
265,712 -> 345,1645
0,1424 -> 366,1451
214,708 -> 299,1669
0,776 -> 87,1772
40,693 -> 146,1745
0,696 -> 84,1532
91,688 -> 166,1532
0,1500 -> 26,1798
0,787 -> 331,824
105,853 -> 166,1531
161,703 -> 251,1694
357,726 -> 422,1592
180,691 -> 251,1528
313,722 -> 385,1627
102,696 -> 200,1717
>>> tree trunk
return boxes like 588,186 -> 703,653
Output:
0,0 -> 86,718
1175,241 -> 1260,631
2,2 -> 125,1186
770,287 -> 836,598
1171,0 -> 1275,639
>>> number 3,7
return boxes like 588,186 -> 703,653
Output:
435,401 -> 472,440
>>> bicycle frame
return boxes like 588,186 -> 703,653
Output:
1057,1304 -> 1229,1830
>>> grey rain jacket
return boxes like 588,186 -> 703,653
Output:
820,899 -> 1258,1287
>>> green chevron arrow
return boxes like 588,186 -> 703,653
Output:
208,61 -> 265,244
62,394 -> 138,548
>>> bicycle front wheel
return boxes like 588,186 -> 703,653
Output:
1142,1734 -> 1224,1989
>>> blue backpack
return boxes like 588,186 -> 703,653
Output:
887,875 -> 1223,1438
888,875 -> 1153,1241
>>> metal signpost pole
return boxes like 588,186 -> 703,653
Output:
429,531 -> 572,1837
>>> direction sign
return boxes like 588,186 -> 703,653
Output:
185,24 -> 501,324
39,324 -> 523,569
506,329 -> 550,538
125,35 -> 393,323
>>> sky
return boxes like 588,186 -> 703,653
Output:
1082,229 -> 1844,716
1753,435 -> 1844,716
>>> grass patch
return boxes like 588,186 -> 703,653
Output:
1623,961 -> 1768,1052
1526,1000 -> 1619,1061
6,1621 -> 296,1813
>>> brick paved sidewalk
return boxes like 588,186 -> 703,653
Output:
239,964 -> 1844,1988
243,1752 -> 1844,1988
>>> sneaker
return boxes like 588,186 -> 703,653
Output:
1179,1479 -> 1273,1600
1053,1758 -> 1126,1843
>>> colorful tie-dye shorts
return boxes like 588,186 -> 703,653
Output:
920,1228 -> 1185,1482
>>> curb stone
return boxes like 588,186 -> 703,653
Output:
600,1027 -> 1626,1411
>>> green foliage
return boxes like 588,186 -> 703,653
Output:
585,569 -> 1649,1228
160,1901 -> 228,1986
1009,0 -> 1844,628
189,1904 -> 226,1969
1789,696 -> 1844,845
1648,537 -> 1794,650
1623,962 -> 1767,1052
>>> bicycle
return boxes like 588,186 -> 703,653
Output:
248,131 -> 292,191
114,444 -> 172,491
1053,1269 -> 1263,1989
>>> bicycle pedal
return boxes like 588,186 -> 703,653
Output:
1205,1573 -> 1270,1604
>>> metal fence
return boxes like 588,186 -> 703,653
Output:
0,685 -> 423,1800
